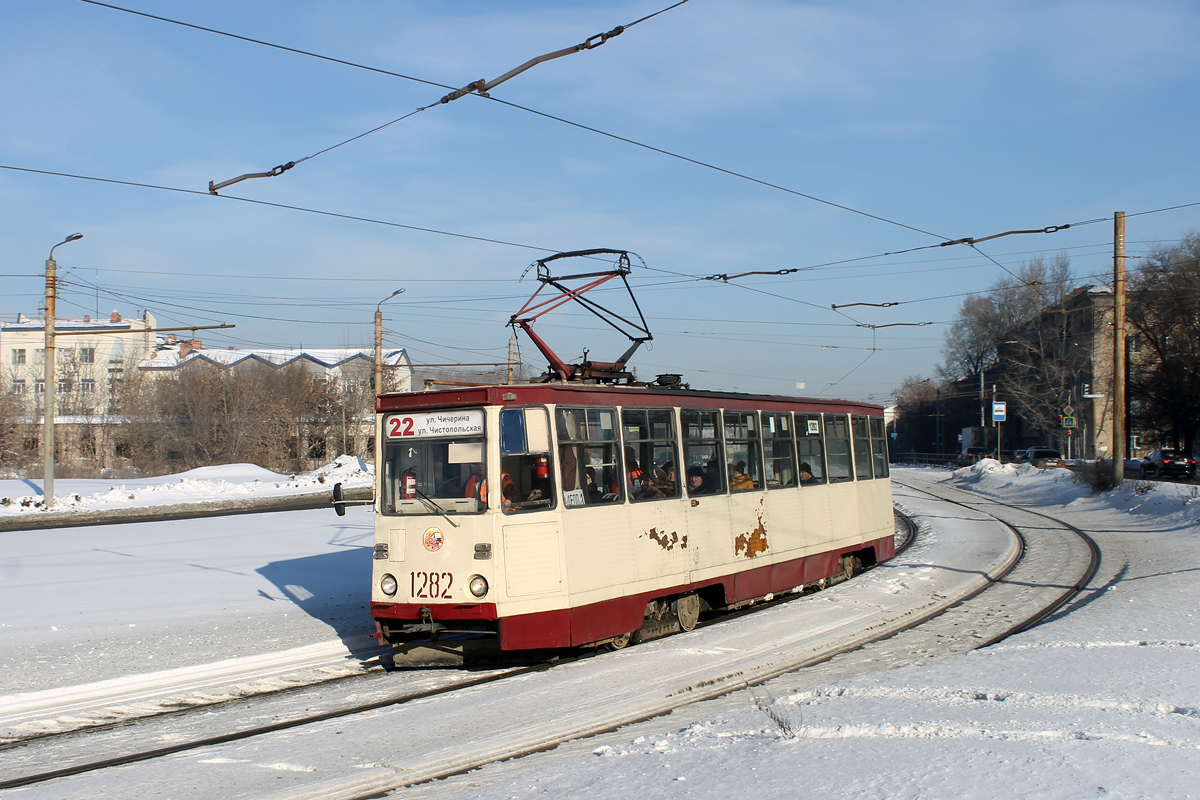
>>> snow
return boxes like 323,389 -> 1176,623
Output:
0,456 -> 372,516
1,460 -> 1198,798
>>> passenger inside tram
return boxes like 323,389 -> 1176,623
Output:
799,462 -> 817,485
687,465 -> 715,495
730,460 -> 756,491
585,467 -> 607,503
661,461 -> 677,496
625,446 -> 649,498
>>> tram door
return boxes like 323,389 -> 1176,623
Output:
724,410 -> 771,590
679,409 -> 730,576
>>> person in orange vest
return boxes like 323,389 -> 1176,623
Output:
464,463 -> 515,507
625,447 -> 647,498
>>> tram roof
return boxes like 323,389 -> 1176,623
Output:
376,382 -> 883,416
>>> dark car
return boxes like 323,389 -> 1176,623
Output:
1024,447 -> 1065,468
1012,449 -> 1028,463
956,447 -> 993,467
1140,450 -> 1197,479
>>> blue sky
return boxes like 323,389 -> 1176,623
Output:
3,0 -> 1198,401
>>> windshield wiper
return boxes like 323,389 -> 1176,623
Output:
413,489 -> 461,528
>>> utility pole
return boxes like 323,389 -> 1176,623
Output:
1112,212 -> 1126,484
993,384 -> 1001,456
936,384 -> 942,454
374,308 -> 383,397
42,233 -> 83,508
374,289 -> 404,397
979,370 -> 985,427
506,335 -> 516,385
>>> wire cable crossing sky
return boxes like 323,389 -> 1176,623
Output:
2,1 -> 1199,400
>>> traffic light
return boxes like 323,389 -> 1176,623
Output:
1083,383 -> 1090,396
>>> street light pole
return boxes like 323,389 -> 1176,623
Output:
43,232 -> 83,507
374,289 -> 405,397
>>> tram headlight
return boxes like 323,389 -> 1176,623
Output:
380,573 -> 398,596
468,575 -> 489,598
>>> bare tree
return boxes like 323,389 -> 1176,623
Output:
0,388 -> 34,474
940,254 -> 1079,444
1127,232 -> 1200,452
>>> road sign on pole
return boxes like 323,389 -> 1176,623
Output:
992,401 -> 1006,422
1062,416 -> 1077,429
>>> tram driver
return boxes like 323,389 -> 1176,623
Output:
464,462 -> 516,507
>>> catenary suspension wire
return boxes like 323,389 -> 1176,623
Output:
77,0 -> 947,240
202,1 -> 691,191
0,163 -> 557,253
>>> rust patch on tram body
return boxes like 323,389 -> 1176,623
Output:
644,527 -> 688,551
735,515 -> 769,558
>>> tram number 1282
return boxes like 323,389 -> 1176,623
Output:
412,571 -> 454,599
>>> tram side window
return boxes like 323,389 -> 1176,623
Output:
556,407 -> 622,507
795,414 -> 827,485
724,411 -> 763,492
682,409 -> 725,496
870,416 -> 890,478
852,415 -> 874,480
763,413 -> 797,488
824,414 -> 854,483
499,407 -> 555,513
622,408 -> 680,500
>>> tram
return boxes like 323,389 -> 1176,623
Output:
335,249 -> 894,660
345,382 -> 894,659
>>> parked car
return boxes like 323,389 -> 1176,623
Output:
1140,450 -> 1197,479
1012,449 -> 1028,463
956,446 -> 993,467
996,449 -> 1016,463
1024,447 -> 1065,468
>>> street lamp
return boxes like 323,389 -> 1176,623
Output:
43,232 -> 83,507
375,289 -> 405,396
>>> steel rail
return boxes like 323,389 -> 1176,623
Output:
892,478 -> 1101,647
1,510 -> 916,790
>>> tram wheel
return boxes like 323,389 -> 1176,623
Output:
604,631 -> 633,651
673,594 -> 701,632
838,554 -> 860,582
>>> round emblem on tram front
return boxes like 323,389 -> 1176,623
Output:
422,527 -> 444,552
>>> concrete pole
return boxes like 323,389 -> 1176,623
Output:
374,288 -> 404,397
374,307 -> 383,397
1112,212 -> 1126,483
43,256 -> 57,507
42,233 -> 83,507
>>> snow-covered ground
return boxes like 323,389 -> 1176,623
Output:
0,456 -> 372,517
1,460 -> 1198,798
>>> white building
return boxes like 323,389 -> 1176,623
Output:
137,340 -> 412,392
2,309 -> 157,416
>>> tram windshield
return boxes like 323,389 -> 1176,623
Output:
380,409 -> 487,515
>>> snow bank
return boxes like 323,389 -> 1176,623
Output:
0,456 -> 372,518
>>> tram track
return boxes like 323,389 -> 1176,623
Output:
891,475 -> 1101,649
0,510 -> 916,793
0,495 -> 1098,798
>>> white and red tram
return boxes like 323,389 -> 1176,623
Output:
361,381 -> 894,659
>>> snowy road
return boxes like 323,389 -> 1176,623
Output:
1,481 -> 1044,798
4,463 -> 1197,799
